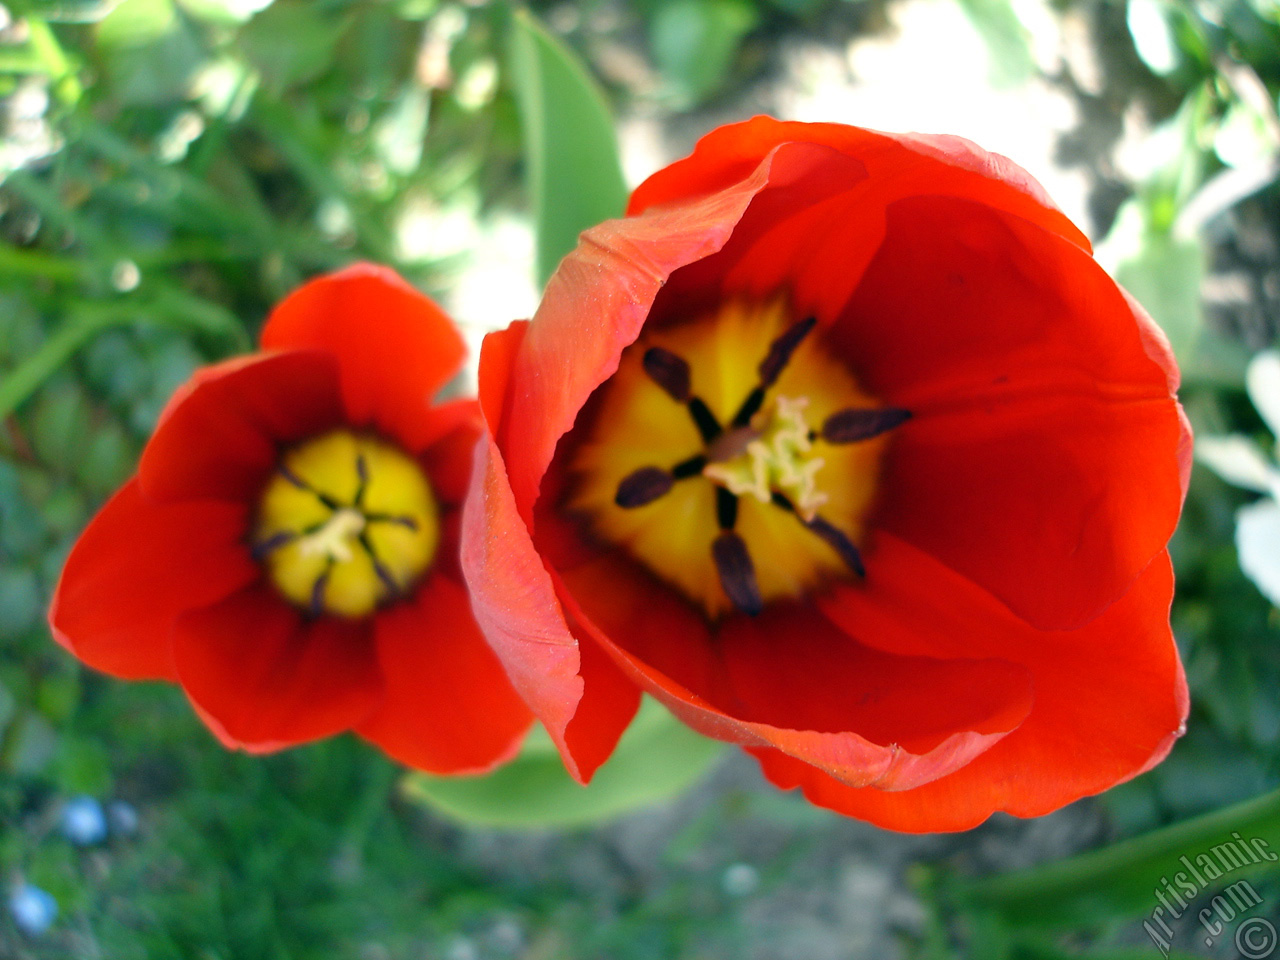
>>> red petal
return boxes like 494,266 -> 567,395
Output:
494,148 -> 788,514
840,196 -> 1187,628
417,400 -> 483,508
172,583 -> 380,752
560,627 -> 644,782
49,479 -> 256,680
553,551 -> 1032,791
478,322 -> 529,437
259,263 -> 467,452
628,116 -> 1089,252
357,573 -> 532,775
138,351 -> 344,503
780,540 -> 1187,832
460,430 -> 588,775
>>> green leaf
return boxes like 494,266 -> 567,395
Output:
0,565 -> 40,639
954,0 -> 1035,88
1102,197 -> 1206,365
649,0 -> 758,107
238,1 -> 344,91
963,786 -> 1280,928
53,737 -> 113,796
507,7 -> 628,287
404,698 -> 725,829
95,0 -> 206,104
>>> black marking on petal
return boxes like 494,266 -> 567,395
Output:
731,386 -> 766,429
805,516 -> 866,578
712,530 -> 763,616
616,467 -> 675,508
715,486 -> 738,530
821,407 -> 911,444
687,397 -> 722,443
758,316 -> 817,387
671,454 -> 708,479
643,347 -> 691,402
251,530 -> 296,561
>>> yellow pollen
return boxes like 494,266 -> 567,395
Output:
567,297 -> 898,619
254,430 -> 439,619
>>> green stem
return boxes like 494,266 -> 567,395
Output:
963,787 -> 1280,928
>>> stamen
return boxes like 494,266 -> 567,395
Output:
354,453 -> 369,506
771,493 -> 866,579
731,386 -> 766,428
758,316 -> 817,388
251,530 -> 296,560
616,467 -> 675,508
821,407 -> 911,444
360,531 -> 402,600
805,516 -> 867,578
365,513 -> 419,531
255,430 -> 439,619
643,347 -> 691,402
278,463 -> 340,510
712,530 -> 763,616
716,487 -> 738,530
671,455 -> 708,479
309,567 -> 330,618
687,398 -> 722,443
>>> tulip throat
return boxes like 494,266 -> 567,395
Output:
567,298 -> 908,620
253,429 -> 439,619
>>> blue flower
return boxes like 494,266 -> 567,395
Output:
8,883 -> 57,937
60,795 -> 108,846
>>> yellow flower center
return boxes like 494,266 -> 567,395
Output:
254,430 -> 439,619
566,298 -> 907,619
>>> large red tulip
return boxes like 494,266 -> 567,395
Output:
462,117 -> 1191,831
51,264 -> 532,773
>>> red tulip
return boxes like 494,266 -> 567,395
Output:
51,264 -> 532,773
462,118 -> 1192,831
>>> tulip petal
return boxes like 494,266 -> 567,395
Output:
496,145 -> 791,513
837,195 -> 1188,629
777,541 -> 1187,832
551,551 -> 1032,791
259,263 -> 467,452
49,479 -> 257,680
417,400 -> 484,507
356,573 -> 532,775
172,583 -> 380,752
139,351 -> 345,503
628,116 -> 1089,253
460,428 -> 588,775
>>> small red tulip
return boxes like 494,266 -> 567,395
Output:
462,118 -> 1192,831
51,264 -> 532,773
